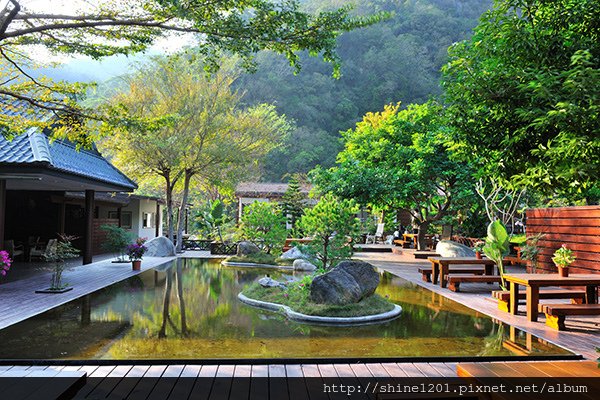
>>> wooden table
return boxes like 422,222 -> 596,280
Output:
428,257 -> 497,288
504,273 -> 600,322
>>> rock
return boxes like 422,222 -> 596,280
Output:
310,260 -> 379,305
258,276 -> 285,289
336,260 -> 380,296
293,259 -> 317,271
144,236 -> 176,257
280,246 -> 308,260
237,241 -> 260,257
436,240 -> 475,257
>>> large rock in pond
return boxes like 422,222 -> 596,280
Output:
280,246 -> 308,260
237,241 -> 260,257
310,260 -> 379,305
436,240 -> 475,257
144,236 -> 176,257
293,259 -> 317,271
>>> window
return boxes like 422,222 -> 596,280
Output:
108,211 -> 133,229
142,212 -> 155,229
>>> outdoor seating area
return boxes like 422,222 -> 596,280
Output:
0,0 -> 598,396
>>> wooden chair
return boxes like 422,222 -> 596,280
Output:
4,240 -> 24,260
29,239 -> 58,262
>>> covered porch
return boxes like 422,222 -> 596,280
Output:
0,131 -> 137,268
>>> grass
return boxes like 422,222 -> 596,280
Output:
242,281 -> 395,317
226,252 -> 294,266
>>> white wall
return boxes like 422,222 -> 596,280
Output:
97,198 -> 162,240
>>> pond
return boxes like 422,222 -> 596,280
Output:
0,258 -> 573,360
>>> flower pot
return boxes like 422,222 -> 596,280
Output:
558,265 -> 569,277
132,260 -> 142,271
475,251 -> 482,259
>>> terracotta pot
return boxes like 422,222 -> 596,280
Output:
132,260 -> 142,271
475,251 -> 482,259
558,265 -> 569,277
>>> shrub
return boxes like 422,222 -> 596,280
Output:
298,193 -> 360,269
238,201 -> 287,256
101,224 -> 133,261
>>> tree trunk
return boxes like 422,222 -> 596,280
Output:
322,236 -> 329,270
176,259 -> 187,335
165,174 -> 175,242
158,267 -> 173,338
416,221 -> 431,251
176,170 -> 192,252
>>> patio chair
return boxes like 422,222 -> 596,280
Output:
29,239 -> 58,262
366,223 -> 385,244
4,240 -> 24,260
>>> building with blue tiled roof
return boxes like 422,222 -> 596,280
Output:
0,122 -> 163,265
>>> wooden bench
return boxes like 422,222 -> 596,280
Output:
539,303 -> 600,330
447,274 -> 502,292
419,267 -> 484,283
393,239 -> 411,248
492,289 -> 587,312
413,251 -> 439,259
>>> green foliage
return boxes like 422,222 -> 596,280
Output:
1,0 -> 383,143
312,101 -> 475,250
43,234 -> 80,290
552,245 -> 576,268
100,224 -> 133,261
226,253 -> 294,266
281,174 -> 306,232
242,282 -> 394,317
297,193 -> 360,269
240,0 -> 492,180
482,221 -> 510,290
238,202 -> 288,256
194,200 -> 232,243
442,0 -> 600,200
520,233 -> 544,272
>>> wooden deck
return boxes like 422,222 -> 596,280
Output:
358,251 -> 600,360
0,256 -> 176,330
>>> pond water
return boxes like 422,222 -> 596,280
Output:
0,258 -> 572,360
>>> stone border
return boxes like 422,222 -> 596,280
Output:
221,261 -> 294,270
238,293 -> 402,325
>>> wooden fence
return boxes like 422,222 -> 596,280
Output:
526,206 -> 600,274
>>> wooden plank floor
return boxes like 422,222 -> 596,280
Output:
0,256 -> 176,330
358,251 -> 600,360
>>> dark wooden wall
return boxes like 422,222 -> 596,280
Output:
526,206 -> 600,274
92,218 -> 119,255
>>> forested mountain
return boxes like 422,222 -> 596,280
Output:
237,0 -> 492,181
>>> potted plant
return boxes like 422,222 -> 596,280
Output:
473,241 -> 485,259
37,234 -> 80,293
127,237 -> 147,271
520,233 -> 544,273
0,250 -> 12,278
101,224 -> 133,263
552,244 -> 576,277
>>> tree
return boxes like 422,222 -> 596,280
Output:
103,55 -> 290,249
298,193 -> 360,269
0,0 -> 384,143
441,0 -> 600,201
313,102 -> 474,250
281,174 -> 306,232
238,202 -> 287,256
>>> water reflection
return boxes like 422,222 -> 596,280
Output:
0,259 -> 572,360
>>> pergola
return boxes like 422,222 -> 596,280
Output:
0,130 -> 137,264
